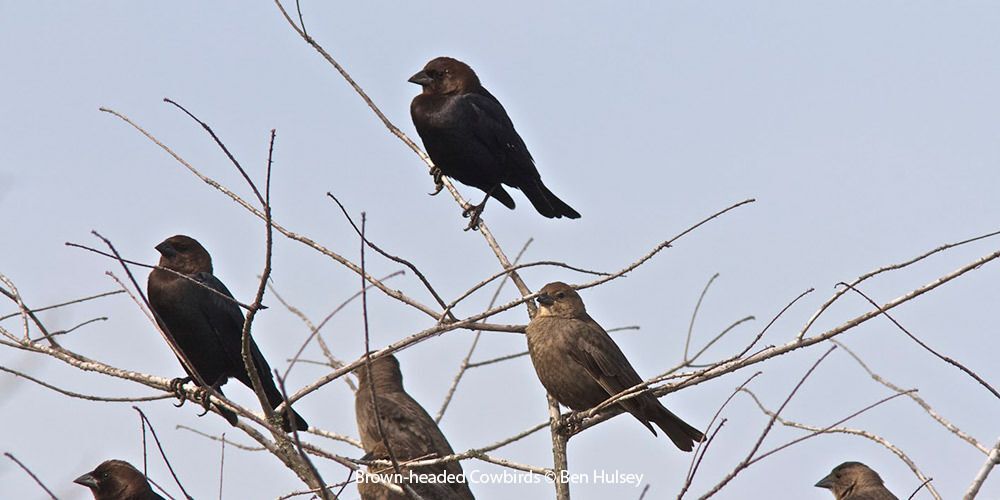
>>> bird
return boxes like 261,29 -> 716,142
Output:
409,56 -> 580,230
74,460 -> 165,500
147,234 -> 308,432
815,462 -> 898,500
525,281 -> 704,451
354,353 -> 475,500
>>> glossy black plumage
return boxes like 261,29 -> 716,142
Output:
526,282 -> 703,451
74,460 -> 164,500
409,56 -> 580,222
355,354 -> 474,500
147,235 -> 307,432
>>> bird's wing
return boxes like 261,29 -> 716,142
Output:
193,272 -> 270,377
567,317 -> 647,401
462,90 -> 540,179
360,391 -> 454,460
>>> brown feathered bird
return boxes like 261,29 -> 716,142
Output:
355,354 -> 475,500
815,462 -> 898,500
74,460 -> 164,500
147,235 -> 307,432
409,56 -> 580,229
525,282 -> 704,451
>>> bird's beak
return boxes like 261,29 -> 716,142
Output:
73,472 -> 99,490
155,241 -> 176,258
814,473 -> 835,489
408,70 -> 433,86
536,293 -> 554,306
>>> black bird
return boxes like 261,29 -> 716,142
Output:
355,354 -> 475,500
147,235 -> 308,432
409,56 -> 580,229
525,282 -> 704,451
815,462 -> 898,500
74,460 -> 165,500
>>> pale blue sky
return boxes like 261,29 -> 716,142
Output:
1,2 -> 998,499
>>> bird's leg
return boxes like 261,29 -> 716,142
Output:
191,377 -> 227,417
169,377 -> 192,408
555,413 -> 584,437
427,166 -> 445,196
462,187 -> 496,231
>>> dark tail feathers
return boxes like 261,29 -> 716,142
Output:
653,408 -> 704,452
520,179 -> 581,219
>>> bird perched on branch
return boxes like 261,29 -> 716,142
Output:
147,234 -> 308,432
409,56 -> 580,230
74,460 -> 164,500
525,282 -> 704,451
355,354 -> 475,499
815,462 -> 898,499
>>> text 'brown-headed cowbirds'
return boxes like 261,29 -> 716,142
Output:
147,235 -> 308,432
526,282 -> 704,451
74,460 -> 165,500
409,56 -> 580,229
815,462 -> 899,500
355,354 -> 475,500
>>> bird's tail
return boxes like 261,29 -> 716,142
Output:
653,407 -> 704,452
520,179 -> 581,219
262,382 -> 310,432
490,185 -> 517,209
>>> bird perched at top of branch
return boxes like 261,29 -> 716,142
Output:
815,462 -> 898,500
408,56 -> 580,230
147,234 -> 308,432
355,354 -> 475,500
74,460 -> 165,500
525,282 -> 704,451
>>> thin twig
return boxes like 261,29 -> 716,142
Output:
685,273 -> 719,360
327,192 -> 454,319
359,213 -> 417,500
436,238 -> 533,422
3,453 -> 57,500
0,365 -> 170,402
799,228 -> 1000,340
678,372 -> 762,499
134,407 -> 193,499
697,346 -> 837,498
741,389 -> 941,500
839,282 -> 999,400
0,289 -> 122,321
833,340 -> 987,454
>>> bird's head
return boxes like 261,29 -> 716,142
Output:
535,282 -> 587,318
154,234 -> 212,274
74,460 -> 152,499
815,461 -> 884,498
354,353 -> 404,390
408,56 -> 480,95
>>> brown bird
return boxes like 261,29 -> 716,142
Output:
409,56 -> 580,229
525,282 -> 704,451
74,460 -> 165,500
355,354 -> 475,500
147,235 -> 308,432
815,462 -> 898,500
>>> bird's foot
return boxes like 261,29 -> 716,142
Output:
555,414 -> 583,437
169,377 -> 192,407
462,203 -> 486,231
428,167 -> 445,196
194,386 -> 214,417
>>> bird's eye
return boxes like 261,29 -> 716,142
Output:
555,292 -> 565,299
